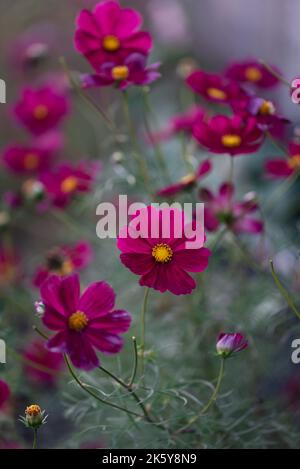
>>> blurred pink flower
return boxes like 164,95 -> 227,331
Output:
147,0 -> 190,46
199,183 -> 263,234
225,60 -> 280,88
265,141 -> 300,179
33,241 -> 93,287
81,53 -> 160,90
13,86 -> 70,136
186,70 -> 247,104
74,0 -> 152,71
193,115 -> 264,156
157,160 -> 212,197
216,333 -> 248,358
232,96 -> 289,131
0,379 -> 10,410
23,339 -> 64,386
41,274 -> 132,370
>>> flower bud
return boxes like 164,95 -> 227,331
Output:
24,404 -> 45,428
216,333 -> 248,359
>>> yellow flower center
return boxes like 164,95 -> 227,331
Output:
68,311 -> 88,332
33,105 -> 49,120
221,134 -> 242,148
24,153 -> 39,170
112,65 -> 129,81
102,35 -> 120,52
25,404 -> 41,416
244,66 -> 262,82
259,100 -> 275,115
180,173 -> 196,185
60,259 -> 74,275
288,155 -> 300,169
152,243 -> 173,263
61,176 -> 78,193
207,87 -> 227,100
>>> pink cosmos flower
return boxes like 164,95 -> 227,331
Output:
0,379 -> 10,410
193,115 -> 264,156
156,159 -> 212,197
117,205 -> 211,295
74,0 -> 152,71
216,333 -> 248,359
2,132 -> 63,174
13,86 -> 70,136
149,105 -> 205,144
33,241 -> 92,287
225,60 -> 280,88
81,53 -> 160,90
40,274 -> 132,370
186,70 -> 247,104
23,339 -> 64,386
199,183 -> 263,234
231,96 -> 289,131
40,162 -> 99,208
265,142 -> 300,179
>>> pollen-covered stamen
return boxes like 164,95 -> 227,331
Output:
206,87 -> 227,100
259,100 -> 275,115
61,176 -> 78,193
221,134 -> 242,148
33,104 -> 49,120
24,153 -> 39,170
68,311 -> 88,332
102,35 -> 120,52
112,65 -> 129,81
244,66 -> 262,82
25,404 -> 41,417
152,243 -> 173,263
288,154 -> 300,169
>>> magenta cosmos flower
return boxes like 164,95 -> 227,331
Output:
33,241 -> 92,287
200,183 -> 263,235
81,53 -> 160,90
216,333 -> 248,359
23,339 -> 64,386
13,86 -> 70,136
40,274 -> 131,370
117,205 -> 211,295
149,105 -> 205,144
193,115 -> 264,156
2,132 -> 63,174
225,60 -> 280,88
157,159 -> 212,197
75,0 -> 152,71
40,162 -> 99,208
186,70 -> 246,104
231,96 -> 289,131
265,141 -> 300,179
0,379 -> 10,410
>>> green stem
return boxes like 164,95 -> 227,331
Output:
264,170 -> 299,213
32,429 -> 37,449
129,336 -> 138,387
270,260 -> 300,321
266,130 -> 287,155
64,355 -> 143,418
140,287 -> 150,374
176,358 -> 225,434
122,91 -> 152,193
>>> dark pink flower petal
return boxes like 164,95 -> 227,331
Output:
76,9 -> 100,37
89,310 -> 131,333
0,380 -> 10,409
66,332 -> 99,370
114,8 -> 142,39
122,31 -> 153,55
196,159 -> 212,178
78,281 -> 115,318
120,252 -> 154,275
93,0 -> 121,35
233,217 -> 264,234
42,305 -> 67,331
85,330 -> 123,354
265,159 -> 293,178
174,247 -> 211,272
46,330 -> 68,353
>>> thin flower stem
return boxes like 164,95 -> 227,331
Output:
64,355 -> 143,418
180,134 -> 194,173
129,336 -> 138,387
228,156 -> 234,184
140,287 -> 150,374
270,260 -> 300,321
264,170 -> 299,213
33,326 -> 49,340
60,57 -> 115,131
266,130 -> 287,155
209,227 -> 227,252
175,358 -> 225,434
259,60 -> 291,88
98,364 -> 154,424
121,90 -> 152,193
32,429 -> 37,449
